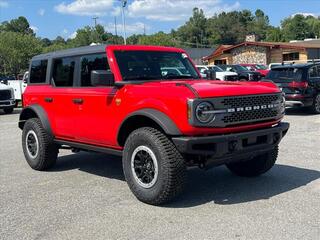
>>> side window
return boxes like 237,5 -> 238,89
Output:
29,60 -> 47,83
52,57 -> 75,87
309,66 -> 320,78
80,53 -> 110,86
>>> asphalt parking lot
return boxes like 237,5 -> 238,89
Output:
0,108 -> 319,240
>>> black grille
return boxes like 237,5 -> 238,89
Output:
0,90 -> 11,101
225,75 -> 238,81
221,94 -> 282,125
222,94 -> 280,108
223,109 -> 279,123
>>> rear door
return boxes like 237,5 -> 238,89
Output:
49,57 -> 78,140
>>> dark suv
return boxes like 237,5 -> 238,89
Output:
219,64 -> 262,81
265,63 -> 320,114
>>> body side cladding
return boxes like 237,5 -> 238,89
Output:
117,108 -> 181,146
18,104 -> 53,136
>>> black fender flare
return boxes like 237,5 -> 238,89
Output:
19,104 -> 53,136
117,108 -> 181,145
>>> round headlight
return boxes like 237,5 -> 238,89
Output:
196,102 -> 215,123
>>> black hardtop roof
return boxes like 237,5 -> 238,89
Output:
32,44 -> 108,60
272,62 -> 320,69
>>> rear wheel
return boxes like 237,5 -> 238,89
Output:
3,108 -> 14,114
226,146 -> 278,177
22,118 -> 58,170
123,127 -> 186,205
310,93 -> 320,114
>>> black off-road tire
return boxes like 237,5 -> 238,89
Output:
22,118 -> 58,170
3,107 -> 14,114
226,146 -> 278,177
123,127 -> 186,205
310,93 -> 320,114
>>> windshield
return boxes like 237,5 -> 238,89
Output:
255,64 -> 268,70
266,68 -> 303,82
233,65 -> 248,71
208,66 -> 223,72
114,51 -> 200,81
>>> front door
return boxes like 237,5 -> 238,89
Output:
71,53 -> 117,147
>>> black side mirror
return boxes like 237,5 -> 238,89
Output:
91,70 -> 114,86
206,69 -> 216,80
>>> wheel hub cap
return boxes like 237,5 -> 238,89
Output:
131,146 -> 158,189
26,130 -> 39,159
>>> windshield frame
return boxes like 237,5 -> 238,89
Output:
113,50 -> 201,82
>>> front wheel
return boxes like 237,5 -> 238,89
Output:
226,146 -> 278,177
310,93 -> 320,114
123,127 -> 186,205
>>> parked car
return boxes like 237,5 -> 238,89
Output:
240,64 -> 269,77
0,83 -> 15,114
19,45 -> 289,205
7,78 -> 27,105
264,63 -> 320,113
196,65 -> 238,81
219,64 -> 262,81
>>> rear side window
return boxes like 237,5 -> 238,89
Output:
80,53 -> 109,86
309,66 -> 320,78
52,57 -> 75,87
29,60 -> 47,83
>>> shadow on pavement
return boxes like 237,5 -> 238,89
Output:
0,108 -> 22,116
52,152 -> 124,181
285,107 -> 316,116
51,152 -> 320,207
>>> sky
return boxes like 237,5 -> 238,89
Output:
0,0 -> 320,40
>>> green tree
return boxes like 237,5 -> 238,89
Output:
266,27 -> 284,42
0,31 -> 42,77
251,9 -> 270,40
138,32 -> 176,46
281,14 -> 313,40
0,16 -> 34,35
175,8 -> 209,47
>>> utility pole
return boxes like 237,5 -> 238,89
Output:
92,17 -> 98,27
143,24 -> 146,35
119,0 -> 127,45
114,16 -> 118,44
114,17 -> 118,36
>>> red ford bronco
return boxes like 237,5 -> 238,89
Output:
19,45 -> 289,205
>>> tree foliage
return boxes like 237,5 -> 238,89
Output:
0,31 -> 42,76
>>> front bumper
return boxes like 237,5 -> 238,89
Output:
0,99 -> 15,108
285,94 -> 313,107
172,122 -> 289,165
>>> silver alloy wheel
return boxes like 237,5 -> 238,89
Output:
315,95 -> 320,112
131,145 -> 159,189
26,130 -> 39,159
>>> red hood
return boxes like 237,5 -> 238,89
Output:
140,80 -> 280,98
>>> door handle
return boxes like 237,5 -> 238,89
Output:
44,97 -> 53,103
72,98 -> 84,104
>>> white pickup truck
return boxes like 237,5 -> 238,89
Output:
0,83 -> 15,114
5,71 -> 28,104
196,65 -> 238,81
